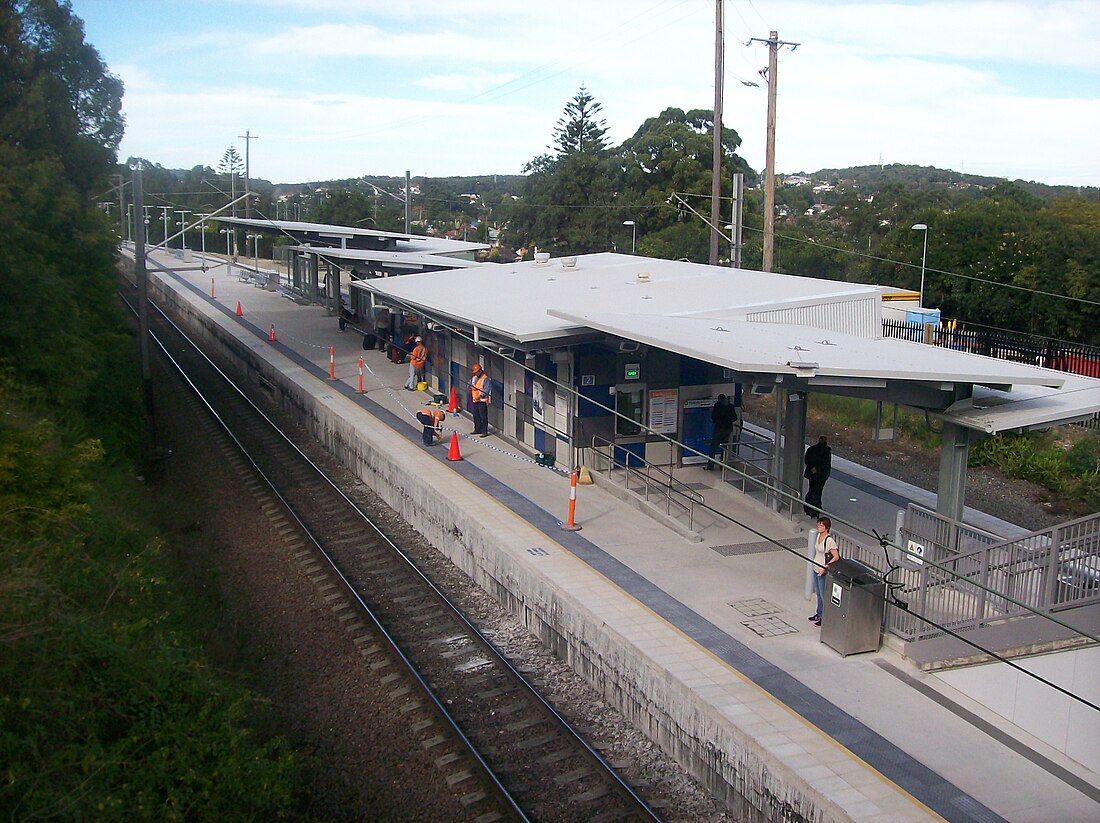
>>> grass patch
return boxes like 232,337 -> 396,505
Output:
806,395 -> 1099,514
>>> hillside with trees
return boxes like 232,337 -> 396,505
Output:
1,2 -> 307,817
116,85 -> 1099,348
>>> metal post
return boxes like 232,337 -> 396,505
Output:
132,166 -> 157,450
732,173 -> 743,268
175,210 -> 190,250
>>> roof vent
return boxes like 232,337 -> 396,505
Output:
561,256 -> 577,269
534,252 -> 550,265
636,271 -> 651,283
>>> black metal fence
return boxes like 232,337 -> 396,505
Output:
882,319 -> 1100,377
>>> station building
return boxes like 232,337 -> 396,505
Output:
350,251 -> 1100,521
212,216 -> 1100,523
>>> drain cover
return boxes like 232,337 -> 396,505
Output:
741,616 -> 798,638
729,598 -> 780,617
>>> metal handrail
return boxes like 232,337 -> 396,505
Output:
718,434 -> 801,519
886,505 -> 1100,642
590,436 -> 704,529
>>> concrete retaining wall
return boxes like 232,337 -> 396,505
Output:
149,272 -> 851,823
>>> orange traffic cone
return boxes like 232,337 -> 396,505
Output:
235,301 -> 243,317
448,385 -> 459,415
446,432 -> 462,461
268,323 -> 276,342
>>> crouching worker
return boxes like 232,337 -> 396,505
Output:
415,407 -> 445,446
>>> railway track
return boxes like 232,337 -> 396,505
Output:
122,276 -> 664,822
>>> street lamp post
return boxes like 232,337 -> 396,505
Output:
195,214 -> 208,263
175,210 -> 190,250
247,234 -> 259,273
160,206 -> 171,246
911,223 -> 929,308
623,220 -> 636,253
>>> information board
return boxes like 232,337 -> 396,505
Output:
648,389 -> 679,434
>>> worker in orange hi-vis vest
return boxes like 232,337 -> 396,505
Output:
469,362 -> 491,437
415,407 -> 445,446
405,336 -> 428,390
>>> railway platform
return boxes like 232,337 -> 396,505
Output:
126,246 -> 1099,823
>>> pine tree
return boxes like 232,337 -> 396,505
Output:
552,86 -> 608,157
219,145 -> 244,178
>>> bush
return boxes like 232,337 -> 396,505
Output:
0,391 -> 307,820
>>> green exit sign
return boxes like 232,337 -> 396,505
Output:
624,363 -> 640,380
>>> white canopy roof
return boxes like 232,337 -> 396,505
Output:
292,245 -> 485,270
213,216 -> 488,254
356,251 -> 1100,434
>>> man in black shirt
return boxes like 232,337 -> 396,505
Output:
705,394 -> 738,471
803,435 -> 832,516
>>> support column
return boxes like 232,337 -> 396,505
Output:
778,390 -> 807,515
937,422 -> 970,522
308,254 -> 320,302
290,252 -> 301,291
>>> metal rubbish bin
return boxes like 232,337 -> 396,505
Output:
820,558 -> 885,656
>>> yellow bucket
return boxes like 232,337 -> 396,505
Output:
416,381 -> 428,392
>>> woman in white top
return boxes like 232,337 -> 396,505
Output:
810,516 -> 839,626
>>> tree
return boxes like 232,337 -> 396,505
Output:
0,0 -> 127,410
614,107 -> 755,262
552,86 -> 608,156
219,145 -> 243,178
507,88 -> 619,255
1,0 -> 123,194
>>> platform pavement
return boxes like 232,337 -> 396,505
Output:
131,246 -> 1099,823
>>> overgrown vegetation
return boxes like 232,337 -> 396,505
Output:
1,2 -> 308,817
809,395 -> 1100,516
0,384 -> 305,819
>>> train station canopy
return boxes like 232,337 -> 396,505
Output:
213,216 -> 488,258
356,252 -> 1100,435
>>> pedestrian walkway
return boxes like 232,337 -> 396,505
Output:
129,246 -> 1100,823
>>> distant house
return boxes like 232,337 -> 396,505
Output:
782,174 -> 811,187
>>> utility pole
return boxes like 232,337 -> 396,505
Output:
750,31 -> 799,272
239,129 -> 259,218
709,0 -> 724,266
730,172 -> 744,268
405,170 -> 411,234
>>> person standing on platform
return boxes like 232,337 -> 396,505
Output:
810,516 -> 840,626
415,407 -> 445,445
469,362 -> 491,436
406,336 -> 428,390
803,435 -> 832,516
705,394 -> 738,471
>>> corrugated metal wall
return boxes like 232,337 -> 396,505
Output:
747,296 -> 880,337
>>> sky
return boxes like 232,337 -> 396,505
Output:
72,0 -> 1100,187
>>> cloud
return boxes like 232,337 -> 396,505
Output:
417,69 -> 519,95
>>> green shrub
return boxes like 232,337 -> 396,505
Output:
0,393 -> 307,820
